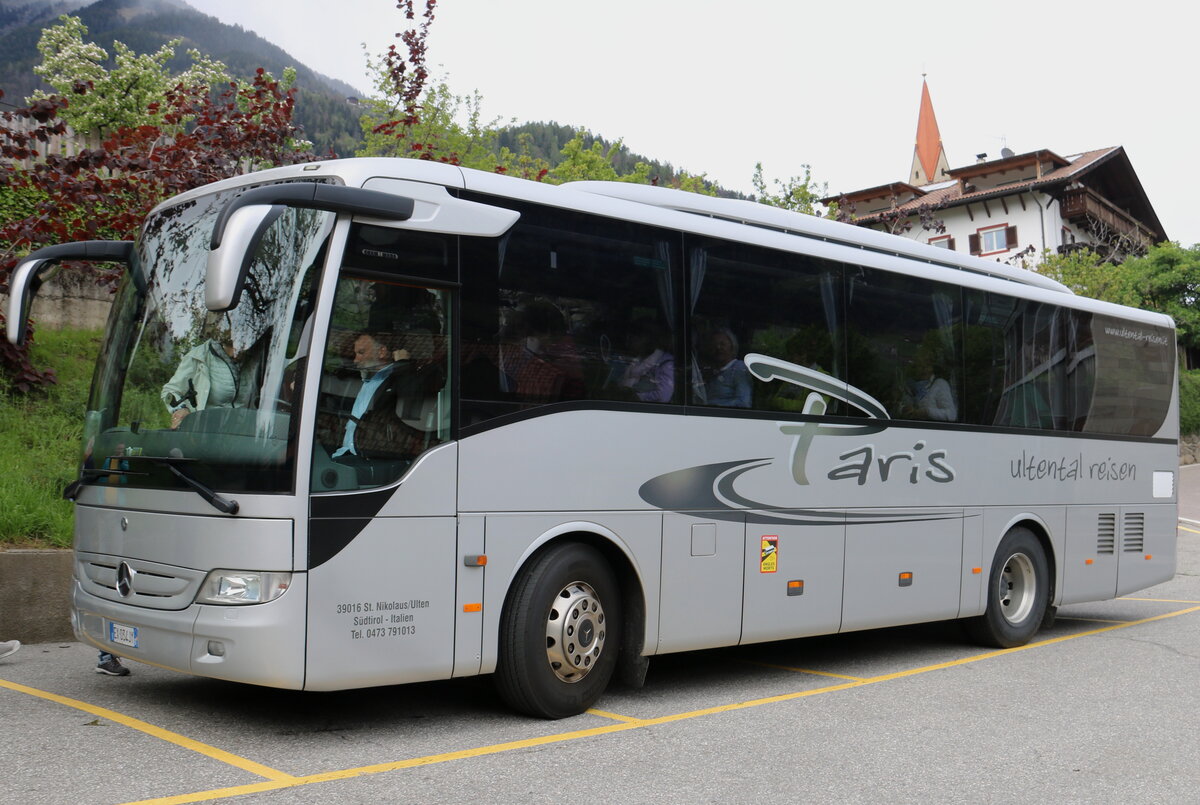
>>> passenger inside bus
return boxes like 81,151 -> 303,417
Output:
616,318 -> 674,403
161,315 -> 263,430
701,326 -> 752,408
902,338 -> 958,422
498,298 -> 584,403
318,329 -> 442,484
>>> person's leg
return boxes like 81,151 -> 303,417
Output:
96,651 -> 130,676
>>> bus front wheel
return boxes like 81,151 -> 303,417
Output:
967,527 -> 1050,648
497,542 -> 621,719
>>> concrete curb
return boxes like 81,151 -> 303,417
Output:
0,550 -> 75,643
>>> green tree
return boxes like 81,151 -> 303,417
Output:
1121,242 -> 1200,357
548,131 -> 621,183
357,76 -> 507,170
1038,243 -> 1200,366
1035,248 -> 1141,306
752,162 -> 831,216
28,15 -> 228,133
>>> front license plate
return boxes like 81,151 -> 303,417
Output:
109,621 -> 139,648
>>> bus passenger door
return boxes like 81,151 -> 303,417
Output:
840,510 -> 964,632
740,522 -> 845,644
657,513 -> 745,653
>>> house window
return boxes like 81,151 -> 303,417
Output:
980,226 -> 1008,254
970,225 -> 1018,256
928,235 -> 955,250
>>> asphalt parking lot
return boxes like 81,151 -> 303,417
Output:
4,465 -> 1199,805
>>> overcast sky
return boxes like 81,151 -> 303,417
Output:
183,0 -> 1198,247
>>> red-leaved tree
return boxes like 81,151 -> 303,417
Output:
369,1 -> 456,162
0,71 -> 320,390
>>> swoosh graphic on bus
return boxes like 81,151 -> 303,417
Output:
744,353 -> 891,420
639,459 -> 965,527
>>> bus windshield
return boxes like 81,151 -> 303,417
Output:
83,187 -> 335,496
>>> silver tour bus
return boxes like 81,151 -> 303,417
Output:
6,159 -> 1179,718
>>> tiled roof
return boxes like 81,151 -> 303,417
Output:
839,147 -> 1121,223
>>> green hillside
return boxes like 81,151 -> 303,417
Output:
0,0 -> 734,188
0,0 -> 363,155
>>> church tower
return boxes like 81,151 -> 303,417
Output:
909,78 -> 950,186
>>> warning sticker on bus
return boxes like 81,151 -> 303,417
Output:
760,535 -> 778,573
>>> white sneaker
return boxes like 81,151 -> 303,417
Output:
0,640 -> 20,660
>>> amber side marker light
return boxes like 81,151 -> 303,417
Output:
971,567 -> 982,575
899,572 -> 913,587
463,603 -> 482,613
463,555 -> 487,567
1085,558 -> 1094,565
1145,554 -> 1153,561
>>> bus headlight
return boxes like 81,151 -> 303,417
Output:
197,570 -> 291,605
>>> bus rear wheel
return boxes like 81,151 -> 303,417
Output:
967,527 -> 1049,648
497,542 -> 621,719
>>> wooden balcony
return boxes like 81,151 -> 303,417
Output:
1060,187 -> 1155,244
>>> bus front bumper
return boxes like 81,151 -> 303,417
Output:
72,575 -> 308,690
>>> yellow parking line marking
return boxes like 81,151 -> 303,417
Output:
1121,597 -> 1200,604
742,660 -> 866,681
860,605 -> 1200,685
117,603 -> 1200,805
586,708 -> 643,723
0,679 -> 294,782
1178,526 -> 1200,535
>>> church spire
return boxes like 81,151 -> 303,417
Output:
909,77 -> 949,186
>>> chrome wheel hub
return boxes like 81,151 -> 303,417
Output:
998,552 -> 1037,625
545,580 -> 607,683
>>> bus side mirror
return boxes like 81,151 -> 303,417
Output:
205,183 -> 416,312
5,240 -> 135,346
205,204 -> 285,312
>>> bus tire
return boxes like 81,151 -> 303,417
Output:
967,527 -> 1050,648
496,542 -> 621,719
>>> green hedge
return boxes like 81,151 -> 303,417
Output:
1181,369 -> 1200,437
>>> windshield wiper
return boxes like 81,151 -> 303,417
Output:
147,456 -> 240,515
66,458 -> 239,514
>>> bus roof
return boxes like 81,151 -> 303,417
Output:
561,180 -> 1073,296
150,159 -> 1175,330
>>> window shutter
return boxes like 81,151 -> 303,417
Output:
968,233 -> 981,255
948,237 -> 956,251
1006,226 -> 1019,249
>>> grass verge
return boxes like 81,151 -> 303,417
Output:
0,328 -> 101,548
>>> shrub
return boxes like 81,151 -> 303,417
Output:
1180,368 -> 1200,437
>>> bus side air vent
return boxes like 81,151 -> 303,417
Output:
1096,513 -> 1116,554
1122,512 -> 1146,553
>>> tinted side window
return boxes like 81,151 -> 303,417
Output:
845,268 -> 962,423
961,293 -> 1174,436
686,238 -> 843,414
460,196 -> 681,425
1086,315 -> 1174,436
965,295 -> 1097,432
